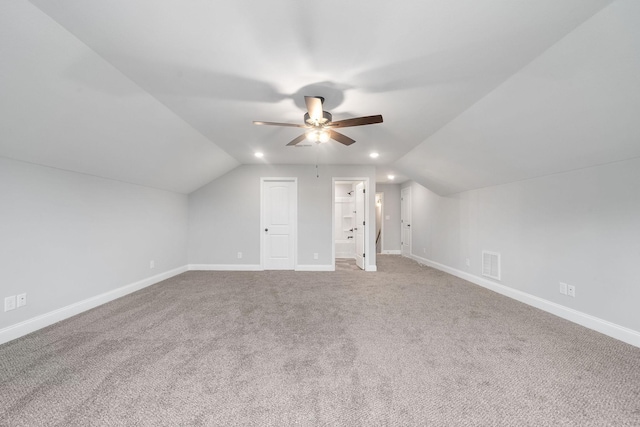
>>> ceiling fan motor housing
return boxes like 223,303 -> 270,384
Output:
304,111 -> 332,126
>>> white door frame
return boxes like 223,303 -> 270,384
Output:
376,192 -> 384,253
260,177 -> 298,270
354,182 -> 365,270
401,186 -> 411,257
332,177 -> 371,271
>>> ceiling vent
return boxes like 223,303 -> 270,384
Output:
482,251 -> 501,281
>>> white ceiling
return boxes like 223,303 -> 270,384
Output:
3,0 -> 638,194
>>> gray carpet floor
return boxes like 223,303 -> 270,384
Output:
1,255 -> 639,426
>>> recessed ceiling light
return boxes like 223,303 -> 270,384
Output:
370,152 -> 379,158
254,152 -> 264,158
388,175 -> 395,180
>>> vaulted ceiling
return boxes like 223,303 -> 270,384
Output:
2,0 -> 639,194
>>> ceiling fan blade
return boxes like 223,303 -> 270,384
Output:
286,134 -> 308,146
304,96 -> 324,121
328,115 -> 383,128
253,121 -> 308,128
329,130 -> 356,146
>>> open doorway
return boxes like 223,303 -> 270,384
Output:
333,178 -> 368,270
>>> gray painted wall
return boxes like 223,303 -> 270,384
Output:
188,164 -> 376,268
401,157 -> 640,333
0,157 -> 188,330
376,183 -> 401,252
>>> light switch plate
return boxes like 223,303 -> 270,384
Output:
4,296 -> 16,312
559,282 -> 568,295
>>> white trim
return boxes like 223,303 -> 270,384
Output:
376,191 -> 384,253
382,250 -> 401,255
335,252 -> 355,259
407,253 -> 640,348
365,265 -> 378,272
401,186 -> 411,257
0,265 -> 187,345
295,265 -> 335,272
188,264 -> 263,271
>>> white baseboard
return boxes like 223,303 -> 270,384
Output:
382,250 -> 401,255
296,264 -> 335,272
190,264 -> 336,272
0,265 -> 188,346
188,264 -> 263,271
407,253 -> 640,348
366,265 -> 378,272
335,252 -> 354,259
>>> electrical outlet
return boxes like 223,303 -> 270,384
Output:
237,252 -> 242,259
17,293 -> 26,308
568,284 -> 576,298
150,260 -> 155,269
4,296 -> 16,312
313,253 -> 319,260
466,258 -> 470,267
559,282 -> 568,295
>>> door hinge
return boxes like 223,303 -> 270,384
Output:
363,221 -> 365,225
363,253 -> 366,258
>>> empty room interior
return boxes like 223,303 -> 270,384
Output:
1,0 -> 640,425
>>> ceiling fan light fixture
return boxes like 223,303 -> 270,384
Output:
254,151 -> 264,158
370,152 -> 379,158
318,131 -> 330,143
306,129 -> 330,143
388,174 -> 395,180
306,130 -> 318,142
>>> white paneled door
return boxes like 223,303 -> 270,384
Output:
354,182 -> 365,270
401,186 -> 411,257
262,179 -> 297,270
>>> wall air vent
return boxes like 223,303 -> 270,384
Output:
482,251 -> 501,281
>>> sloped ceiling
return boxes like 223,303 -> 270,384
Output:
0,1 -> 238,194
395,0 -> 640,194
3,0 -> 638,194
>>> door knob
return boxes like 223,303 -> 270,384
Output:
265,228 -> 268,232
